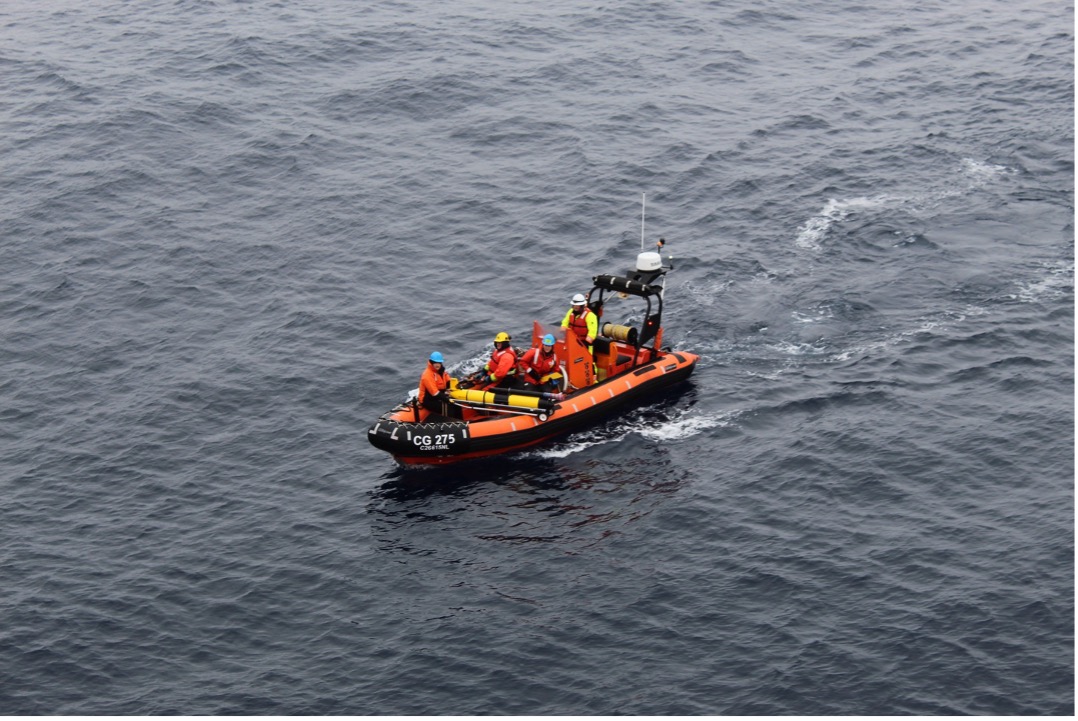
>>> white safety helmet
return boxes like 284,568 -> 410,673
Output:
571,293 -> 587,306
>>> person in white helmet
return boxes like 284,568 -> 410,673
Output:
560,293 -> 598,353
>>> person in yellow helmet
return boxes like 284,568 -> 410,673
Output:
478,332 -> 518,389
561,293 -> 598,352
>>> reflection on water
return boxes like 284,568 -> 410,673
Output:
368,434 -> 693,559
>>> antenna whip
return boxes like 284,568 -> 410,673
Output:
640,193 -> 646,251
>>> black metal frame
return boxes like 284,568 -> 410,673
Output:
587,269 -> 667,365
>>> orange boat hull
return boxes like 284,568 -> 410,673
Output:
368,351 -> 697,465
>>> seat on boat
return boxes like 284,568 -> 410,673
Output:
593,337 -> 636,379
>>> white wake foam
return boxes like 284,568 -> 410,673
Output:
523,407 -> 739,460
794,158 -> 1015,250
1011,259 -> 1074,304
959,157 -> 1013,187
795,196 -> 888,250
636,408 -> 737,442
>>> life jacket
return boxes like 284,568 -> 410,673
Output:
518,346 -> 558,383
565,307 -> 594,340
486,346 -> 517,381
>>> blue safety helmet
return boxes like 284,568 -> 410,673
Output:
429,351 -> 444,363
542,334 -> 555,347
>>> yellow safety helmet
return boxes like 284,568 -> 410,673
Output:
494,332 -> 511,343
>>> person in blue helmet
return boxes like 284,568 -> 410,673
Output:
418,351 -> 454,416
517,333 -> 562,393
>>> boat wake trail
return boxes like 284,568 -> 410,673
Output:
524,405 -> 740,460
794,158 -> 1015,250
636,407 -> 738,442
795,196 -> 888,250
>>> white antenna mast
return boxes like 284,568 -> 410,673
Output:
640,192 -> 646,250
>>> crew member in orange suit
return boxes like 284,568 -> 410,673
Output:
418,351 -> 456,417
479,332 -> 518,389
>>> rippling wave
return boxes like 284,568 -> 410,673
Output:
0,0 -> 1071,714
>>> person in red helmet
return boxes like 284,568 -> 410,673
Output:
518,333 -> 561,393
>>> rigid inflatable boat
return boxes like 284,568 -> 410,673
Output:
368,246 -> 698,464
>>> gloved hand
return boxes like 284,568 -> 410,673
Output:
489,374 -> 497,382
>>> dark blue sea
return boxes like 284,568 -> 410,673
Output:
0,0 -> 1073,715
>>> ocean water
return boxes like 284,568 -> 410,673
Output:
0,0 -> 1072,714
